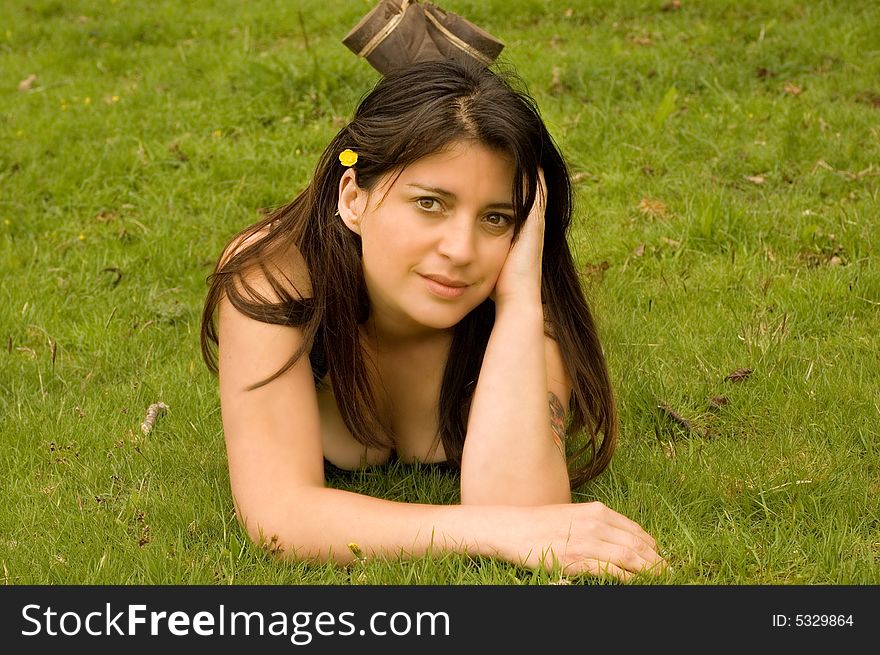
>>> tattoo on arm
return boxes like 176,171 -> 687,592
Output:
549,392 -> 567,457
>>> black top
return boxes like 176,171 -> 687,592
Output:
323,453 -> 458,478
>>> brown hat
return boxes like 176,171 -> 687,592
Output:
342,0 -> 504,76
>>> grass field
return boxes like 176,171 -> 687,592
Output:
1,0 -> 878,584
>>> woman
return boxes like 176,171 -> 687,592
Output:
200,60 -> 666,580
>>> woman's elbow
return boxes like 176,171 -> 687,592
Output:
231,487 -> 353,565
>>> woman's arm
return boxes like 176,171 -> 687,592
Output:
237,484 -> 663,581
460,171 -> 572,505
460,300 -> 572,505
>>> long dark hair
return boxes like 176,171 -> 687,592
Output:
200,60 -> 617,488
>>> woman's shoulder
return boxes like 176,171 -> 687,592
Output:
219,224 -> 313,303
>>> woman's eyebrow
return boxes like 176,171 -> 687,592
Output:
405,183 -> 514,210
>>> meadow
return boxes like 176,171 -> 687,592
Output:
1,0 -> 878,584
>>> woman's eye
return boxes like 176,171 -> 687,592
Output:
485,214 -> 513,229
417,198 -> 440,212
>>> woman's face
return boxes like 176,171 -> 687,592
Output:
339,140 -> 516,340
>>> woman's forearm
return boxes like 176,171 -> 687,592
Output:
460,298 -> 571,506
237,485 -> 666,581
237,485 -> 526,565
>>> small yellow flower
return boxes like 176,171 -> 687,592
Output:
4,219 -> 10,226
78,234 -> 86,241
112,95 -> 119,103
84,97 -> 91,105
339,149 -> 358,167
212,129 -> 222,139
347,542 -> 366,561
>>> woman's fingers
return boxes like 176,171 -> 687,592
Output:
563,537 -> 667,581
598,528 -> 667,574
560,503 -> 668,579
516,502 -> 668,582
492,170 -> 546,305
569,556 -> 663,582
585,501 -> 658,551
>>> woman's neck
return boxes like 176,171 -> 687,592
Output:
359,314 -> 453,355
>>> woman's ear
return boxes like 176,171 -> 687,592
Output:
337,169 -> 367,235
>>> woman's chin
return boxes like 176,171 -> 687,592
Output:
415,312 -> 467,332
413,300 -> 488,331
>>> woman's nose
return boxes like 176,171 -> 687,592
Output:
436,215 -> 477,264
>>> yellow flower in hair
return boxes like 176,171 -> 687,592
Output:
339,149 -> 358,167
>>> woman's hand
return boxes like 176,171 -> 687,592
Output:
491,169 -> 546,308
500,501 -> 668,581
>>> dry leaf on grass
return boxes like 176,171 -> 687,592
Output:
583,260 -> 610,277
18,74 -> 38,91
95,210 -> 118,223
637,197 -> 669,218
656,401 -> 709,438
708,395 -> 730,409
724,368 -> 753,382
854,91 -> 880,109
572,172 -> 597,184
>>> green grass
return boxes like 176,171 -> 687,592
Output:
1,0 -> 878,584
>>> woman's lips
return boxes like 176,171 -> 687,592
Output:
419,274 -> 470,299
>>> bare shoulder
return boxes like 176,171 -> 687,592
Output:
216,225 -> 314,384
216,225 -> 324,535
218,225 -> 313,303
